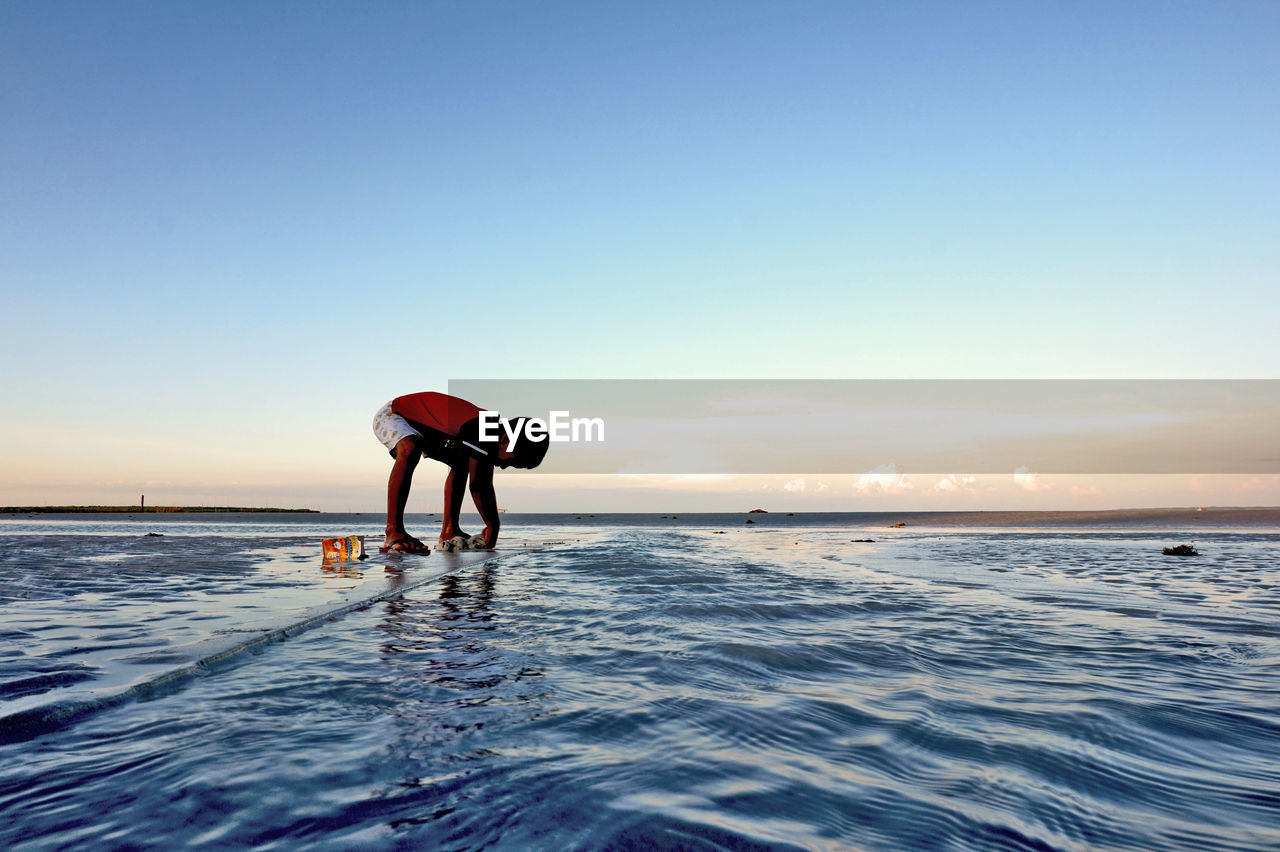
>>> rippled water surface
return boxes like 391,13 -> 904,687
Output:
2,516 -> 1278,850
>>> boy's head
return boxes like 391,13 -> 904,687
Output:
495,417 -> 550,469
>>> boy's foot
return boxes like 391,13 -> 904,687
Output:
380,533 -> 430,554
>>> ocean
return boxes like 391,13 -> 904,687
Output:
2,511 -> 1278,850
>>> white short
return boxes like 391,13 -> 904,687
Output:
372,401 -> 423,456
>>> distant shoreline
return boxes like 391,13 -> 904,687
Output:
0,506 -> 319,514
3,506 -> 1277,525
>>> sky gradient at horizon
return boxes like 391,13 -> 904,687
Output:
2,2 -> 1277,510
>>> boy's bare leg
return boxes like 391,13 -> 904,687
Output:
382,437 -> 429,553
439,462 -> 471,542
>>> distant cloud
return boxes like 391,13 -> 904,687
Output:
783,478 -> 829,494
931,474 -> 977,493
1235,476 -> 1272,493
853,463 -> 912,494
1013,466 -> 1050,491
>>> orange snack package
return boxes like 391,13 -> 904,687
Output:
321,535 -> 366,562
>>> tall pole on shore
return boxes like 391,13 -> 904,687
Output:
141,494 -> 145,513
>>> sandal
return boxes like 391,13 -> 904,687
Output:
379,534 -> 429,554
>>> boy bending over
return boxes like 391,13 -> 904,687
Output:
372,391 -> 548,553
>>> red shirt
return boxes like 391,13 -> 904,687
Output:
391,392 -> 483,438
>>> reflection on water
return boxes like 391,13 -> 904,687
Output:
380,566 -> 498,653
320,561 -> 364,581
378,563 -> 545,719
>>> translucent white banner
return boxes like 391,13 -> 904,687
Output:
447,380 -> 1280,474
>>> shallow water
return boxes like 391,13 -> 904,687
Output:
2,517 -> 1278,850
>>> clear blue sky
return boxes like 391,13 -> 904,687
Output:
2,1 -> 1277,509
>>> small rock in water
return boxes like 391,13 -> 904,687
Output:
745,519 -> 755,524
852,538 -> 875,542
144,532 -> 163,537
436,537 -> 468,553
1162,544 -> 1199,556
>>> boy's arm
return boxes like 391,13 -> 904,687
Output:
468,458 -> 500,547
